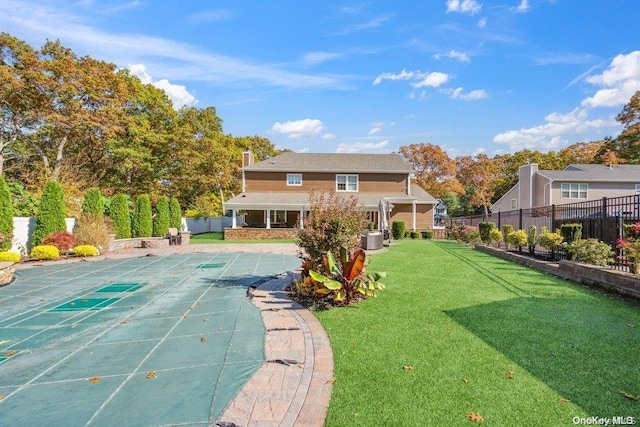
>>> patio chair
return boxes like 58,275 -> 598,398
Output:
167,228 -> 180,245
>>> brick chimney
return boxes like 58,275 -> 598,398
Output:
242,150 -> 254,167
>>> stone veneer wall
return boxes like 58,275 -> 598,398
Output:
224,228 -> 298,240
0,262 -> 15,286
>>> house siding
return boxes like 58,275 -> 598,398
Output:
244,171 -> 408,193
534,174 -> 551,206
551,181 -> 639,203
415,204 -> 434,229
492,184 -> 519,213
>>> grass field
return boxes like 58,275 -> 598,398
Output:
316,239 -> 640,426
190,232 -> 296,244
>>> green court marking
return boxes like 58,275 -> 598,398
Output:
196,263 -> 226,269
97,283 -> 144,293
50,298 -> 120,312
0,357 -> 6,364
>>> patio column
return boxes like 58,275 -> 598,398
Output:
299,209 -> 304,229
412,201 -> 417,231
231,209 -> 237,229
266,209 -> 271,229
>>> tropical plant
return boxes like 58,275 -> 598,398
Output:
42,231 -> 76,253
169,197 -> 182,230
109,193 -> 131,239
0,176 -> 14,250
132,194 -> 152,238
307,248 -> 386,305
30,245 -> 60,260
567,239 -> 614,267
81,188 -> 104,217
32,181 -> 67,246
152,196 -> 170,237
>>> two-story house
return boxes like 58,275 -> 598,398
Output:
223,151 -> 437,238
492,163 -> 640,212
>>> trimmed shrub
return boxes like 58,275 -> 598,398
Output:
560,223 -> 582,243
478,222 -> 496,244
152,196 -> 170,237
410,231 -> 419,239
132,195 -> 153,238
74,214 -> 111,249
169,197 -> 182,230
421,230 -> 434,239
567,239 -> 613,267
506,229 -> 528,251
109,194 -> 131,239
0,176 -> 14,251
32,181 -> 67,246
404,230 -> 412,238
73,245 -> 99,257
502,224 -> 514,249
392,221 -> 405,240
42,231 -> 76,253
448,225 -> 480,244
81,188 -> 104,217
0,251 -> 21,263
489,228 -> 503,245
30,245 -> 60,260
527,225 -> 538,255
539,231 -> 563,257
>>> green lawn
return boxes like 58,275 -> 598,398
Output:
190,232 -> 296,244
316,239 -> 640,426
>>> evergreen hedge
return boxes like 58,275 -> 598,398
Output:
110,194 -> 131,239
132,194 -> 152,238
0,176 -> 14,250
169,197 -> 182,230
81,188 -> 104,217
32,181 -> 67,246
478,221 -> 496,244
152,196 -> 170,237
392,221 -> 405,240
560,223 -> 582,243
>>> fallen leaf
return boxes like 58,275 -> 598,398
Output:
204,318 -> 209,322
627,323 -> 635,328
505,370 -> 514,379
462,378 -> 469,384
0,395 -> 3,401
403,365 -> 414,371
200,336 -> 207,343
466,413 -> 484,423
619,390 -> 640,401
327,377 -> 336,384
146,371 -> 157,379
0,340 -> 9,345
5,350 -> 17,357
88,376 -> 100,384
559,398 -> 570,404
0,300 -> 3,304
120,320 -> 129,325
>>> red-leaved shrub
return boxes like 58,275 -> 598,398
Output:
42,231 -> 76,253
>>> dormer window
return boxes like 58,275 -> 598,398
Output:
287,173 -> 302,186
336,174 -> 358,192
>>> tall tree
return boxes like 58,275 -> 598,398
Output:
398,143 -> 463,198
0,175 -> 14,250
456,154 -> 502,218
610,90 -> 640,164
32,180 -> 67,246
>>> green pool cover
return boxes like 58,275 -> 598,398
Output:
0,251 -> 300,426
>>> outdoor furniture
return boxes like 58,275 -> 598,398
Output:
168,228 -> 180,245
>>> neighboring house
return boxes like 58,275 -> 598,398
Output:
224,151 -> 438,235
492,163 -> 640,212
434,199 -> 448,227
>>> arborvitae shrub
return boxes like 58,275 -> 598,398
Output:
132,195 -> 152,238
109,194 -> 131,239
560,223 -> 582,243
392,221 -> 405,240
42,231 -> 76,252
0,176 -> 14,251
32,181 -> 67,246
152,196 -> 170,237
30,245 -> 60,260
478,222 -> 496,243
169,197 -> 182,230
81,188 -> 104,217
527,225 -> 538,255
502,224 -> 514,249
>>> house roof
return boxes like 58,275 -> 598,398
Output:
244,151 -> 414,173
537,164 -> 640,181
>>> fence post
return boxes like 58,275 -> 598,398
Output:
601,197 -> 607,241
551,205 -> 555,231
497,211 -> 501,229
519,209 -> 523,230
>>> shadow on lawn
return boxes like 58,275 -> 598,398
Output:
445,296 -> 640,416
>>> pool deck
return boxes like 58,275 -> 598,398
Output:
6,243 -> 333,426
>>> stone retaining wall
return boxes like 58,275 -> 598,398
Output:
0,261 -> 15,286
224,227 -> 298,240
475,244 -> 640,300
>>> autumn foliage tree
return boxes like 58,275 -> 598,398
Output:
456,154 -> 502,218
399,143 -> 463,198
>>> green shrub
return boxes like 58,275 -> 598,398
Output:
410,231 -> 419,239
152,196 -> 170,237
42,231 -> 76,252
448,225 -> 480,244
0,176 -> 14,251
478,222 -> 496,244
0,251 -> 20,263
392,221 -> 405,240
81,188 -> 104,217
404,230 -> 412,238
560,223 -> 582,243
32,181 -> 67,246
539,231 -> 563,257
30,245 -> 60,260
506,229 -> 528,251
169,197 -> 182,230
73,245 -> 99,257
74,214 -> 111,249
421,230 -> 434,239
489,228 -> 503,245
527,225 -> 538,255
132,195 -> 152,238
567,239 -> 613,267
502,224 -> 514,249
109,194 -> 131,239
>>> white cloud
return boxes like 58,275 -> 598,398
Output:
369,124 -> 383,135
270,119 -> 326,139
446,0 -> 482,15
512,0 -> 530,13
322,133 -> 336,139
477,17 -> 487,28
434,50 -> 470,63
373,69 -> 415,85
581,51 -> 640,107
336,140 -> 390,153
302,51 -> 343,66
412,72 -> 449,88
447,87 -> 488,100
472,147 -> 486,156
128,64 -> 197,109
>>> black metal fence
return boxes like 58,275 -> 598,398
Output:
449,194 -> 640,271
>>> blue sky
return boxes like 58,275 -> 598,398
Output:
2,0 -> 640,157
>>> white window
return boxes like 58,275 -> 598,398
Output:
511,199 -> 517,210
267,210 -> 286,224
287,173 -> 302,186
336,174 -> 358,192
561,183 -> 587,199
636,184 -> 640,194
